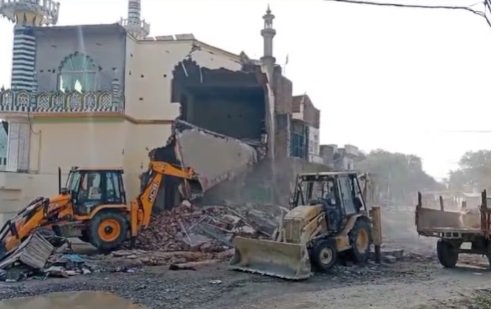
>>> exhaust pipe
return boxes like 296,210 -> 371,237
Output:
58,167 -> 61,194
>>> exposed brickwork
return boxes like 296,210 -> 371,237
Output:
292,94 -> 320,129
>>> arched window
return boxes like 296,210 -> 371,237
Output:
58,53 -> 97,93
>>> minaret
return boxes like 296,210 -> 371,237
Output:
261,5 -> 276,82
121,0 -> 150,39
0,0 -> 59,172
0,0 -> 59,92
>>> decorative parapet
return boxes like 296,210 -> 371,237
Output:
0,0 -> 60,25
0,89 -> 124,114
119,17 -> 150,39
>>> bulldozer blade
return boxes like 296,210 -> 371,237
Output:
228,236 -> 312,280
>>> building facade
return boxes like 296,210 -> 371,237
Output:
320,144 -> 362,171
0,1 -> 320,221
290,94 -> 321,163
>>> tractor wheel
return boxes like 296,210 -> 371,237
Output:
310,239 -> 338,272
437,239 -> 459,268
349,218 -> 372,264
87,211 -> 129,252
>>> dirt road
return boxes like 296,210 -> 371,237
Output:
243,262 -> 490,309
0,254 -> 490,309
0,206 -> 490,308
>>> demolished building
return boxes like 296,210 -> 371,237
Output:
0,0 -> 328,223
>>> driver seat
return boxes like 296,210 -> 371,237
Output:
309,198 -> 343,234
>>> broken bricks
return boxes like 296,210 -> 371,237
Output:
134,202 -> 264,254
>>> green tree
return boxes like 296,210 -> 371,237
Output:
356,149 -> 443,205
448,150 -> 491,193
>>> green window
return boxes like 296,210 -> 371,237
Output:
58,53 -> 97,92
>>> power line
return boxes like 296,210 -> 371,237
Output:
324,0 -> 492,26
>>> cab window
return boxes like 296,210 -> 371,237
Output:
105,172 -> 123,203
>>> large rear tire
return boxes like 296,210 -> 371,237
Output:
310,239 -> 338,272
87,211 -> 129,252
349,218 -> 372,264
437,239 -> 459,268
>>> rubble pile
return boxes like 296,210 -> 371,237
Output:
0,242 -> 94,282
97,248 -> 235,269
134,201 -> 276,253
0,202 -> 285,282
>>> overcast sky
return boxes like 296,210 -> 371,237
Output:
0,0 -> 492,180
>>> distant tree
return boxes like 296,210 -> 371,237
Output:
447,150 -> 491,193
356,149 -> 443,205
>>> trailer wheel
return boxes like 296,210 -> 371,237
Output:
311,239 -> 338,272
437,239 -> 458,268
349,218 -> 372,263
88,211 -> 129,252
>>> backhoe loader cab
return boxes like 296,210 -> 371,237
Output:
230,171 -> 381,280
63,167 -> 127,215
291,172 -> 367,212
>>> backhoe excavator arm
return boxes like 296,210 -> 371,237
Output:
129,161 -> 199,239
0,195 -> 71,260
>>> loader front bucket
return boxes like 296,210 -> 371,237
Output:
228,236 -> 312,280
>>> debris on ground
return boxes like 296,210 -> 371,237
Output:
0,246 -> 94,282
370,248 -> 405,264
133,201 -> 279,253
0,232 -> 54,270
0,200 -> 281,282
383,255 -> 397,264
169,259 -> 221,271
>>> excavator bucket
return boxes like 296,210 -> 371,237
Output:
228,236 -> 312,280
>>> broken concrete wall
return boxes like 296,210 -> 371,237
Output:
183,91 -> 265,140
171,59 -> 269,142
301,96 -> 320,129
271,66 -> 293,160
173,120 -> 259,193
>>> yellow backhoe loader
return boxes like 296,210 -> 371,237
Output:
0,161 -> 201,260
229,171 -> 382,280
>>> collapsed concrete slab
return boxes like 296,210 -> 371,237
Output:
174,120 -> 262,192
148,120 -> 263,211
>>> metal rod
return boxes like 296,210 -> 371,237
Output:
58,167 -> 61,194
374,245 -> 381,264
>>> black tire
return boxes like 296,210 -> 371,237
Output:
310,239 -> 338,272
437,239 -> 459,268
348,218 -> 372,264
87,211 -> 129,252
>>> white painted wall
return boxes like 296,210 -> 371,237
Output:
124,37 -> 242,120
0,36 -> 248,224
